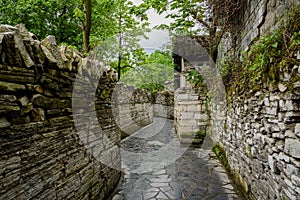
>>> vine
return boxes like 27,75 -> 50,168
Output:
187,69 -> 211,115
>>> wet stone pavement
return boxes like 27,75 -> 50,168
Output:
111,117 -> 243,200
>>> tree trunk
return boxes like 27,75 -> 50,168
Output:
117,52 -> 121,80
82,0 -> 92,54
117,14 -> 122,80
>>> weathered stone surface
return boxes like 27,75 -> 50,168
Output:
220,88 -> 300,198
19,96 -> 29,106
15,24 -> 36,40
216,3 -> 300,195
0,101 -> 20,113
278,83 -> 287,92
153,91 -> 174,119
13,28 -> 34,68
112,84 -> 153,138
0,34 -> 4,53
0,25 -> 123,200
0,116 -> 10,128
0,81 -> 26,91
41,35 -> 64,69
296,123 -> 300,137
0,94 -> 17,102
34,85 -> 43,93
30,108 -> 45,121
0,24 -> 17,33
32,94 -> 70,109
285,139 -> 300,159
40,45 -> 57,65
174,80 -> 209,145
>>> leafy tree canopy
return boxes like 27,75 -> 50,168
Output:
90,0 -> 150,79
120,50 -> 174,92
0,0 -> 82,47
141,0 -> 245,61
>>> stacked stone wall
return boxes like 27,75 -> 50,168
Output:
112,83 -> 153,139
0,24 -> 153,199
241,0 -> 299,50
214,1 -> 300,199
223,82 -> 300,199
153,90 -> 174,119
218,0 -> 300,58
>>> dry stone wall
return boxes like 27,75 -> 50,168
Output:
112,83 -> 153,139
0,24 -> 153,200
214,1 -> 300,199
241,0 -> 299,50
223,81 -> 300,200
218,0 -> 300,57
153,90 -> 174,119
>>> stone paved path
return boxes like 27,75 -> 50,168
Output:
110,117 -> 244,200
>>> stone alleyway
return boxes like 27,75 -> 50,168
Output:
110,117 -> 244,200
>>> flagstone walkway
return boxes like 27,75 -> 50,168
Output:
110,117 -> 244,200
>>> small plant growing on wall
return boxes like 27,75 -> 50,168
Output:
220,3 -> 300,101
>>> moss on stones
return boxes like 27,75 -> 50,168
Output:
221,4 -> 300,105
212,144 -> 254,200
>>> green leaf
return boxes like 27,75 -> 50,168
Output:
271,42 -> 278,48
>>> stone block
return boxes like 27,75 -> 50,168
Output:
278,83 -> 287,92
278,122 -> 286,131
0,102 -> 20,114
179,112 -> 194,120
265,107 -> 277,115
286,164 -> 299,176
278,152 -> 290,163
283,188 -> 297,200
0,95 -> 17,102
19,96 -> 29,107
270,101 -> 278,107
0,81 -> 26,91
176,119 -> 198,127
268,155 -> 279,174
194,113 -> 209,121
0,34 -> 3,53
285,129 -> 295,138
198,121 -> 208,126
279,100 -> 285,111
187,104 -> 201,112
291,174 -> 300,186
270,95 -> 280,101
272,132 -> 284,139
176,93 -> 189,100
176,126 -> 194,134
264,97 -> 270,106
13,28 -> 35,68
286,100 -> 294,111
0,116 -> 10,128
285,139 -> 300,159
295,123 -> 300,136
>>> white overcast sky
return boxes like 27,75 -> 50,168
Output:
132,0 -> 173,52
